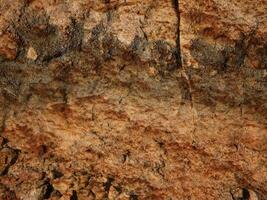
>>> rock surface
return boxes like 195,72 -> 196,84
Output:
0,0 -> 266,200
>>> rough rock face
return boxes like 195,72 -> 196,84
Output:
180,0 -> 267,69
0,0 -> 266,200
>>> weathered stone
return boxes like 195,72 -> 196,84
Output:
0,34 -> 18,61
180,0 -> 267,69
0,0 -> 266,200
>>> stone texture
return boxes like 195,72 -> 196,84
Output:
0,0 -> 266,200
180,0 -> 267,69
0,33 -> 18,61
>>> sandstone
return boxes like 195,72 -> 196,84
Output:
0,0 -> 266,200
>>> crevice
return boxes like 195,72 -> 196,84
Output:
172,0 -> 182,68
70,190 -> 78,200
43,181 -> 54,199
103,177 -> 114,198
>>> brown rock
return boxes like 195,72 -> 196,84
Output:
0,34 -> 18,61
0,0 -> 266,200
0,147 -> 18,175
180,0 -> 267,69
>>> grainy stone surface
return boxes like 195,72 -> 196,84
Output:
0,0 -> 266,200
180,0 -> 267,69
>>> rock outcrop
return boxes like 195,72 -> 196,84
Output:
0,0 -> 266,199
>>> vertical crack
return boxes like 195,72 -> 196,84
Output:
172,1 -> 194,108
172,0 -> 182,68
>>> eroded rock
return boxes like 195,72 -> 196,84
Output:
0,0 -> 266,200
